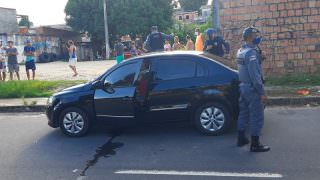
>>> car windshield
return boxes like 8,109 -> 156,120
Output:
201,52 -> 237,70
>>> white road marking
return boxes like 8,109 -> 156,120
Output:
115,170 -> 283,178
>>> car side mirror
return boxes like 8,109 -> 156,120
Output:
104,80 -> 115,94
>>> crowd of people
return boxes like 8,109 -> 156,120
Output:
143,26 -> 230,56
0,40 -> 36,81
113,26 -> 231,64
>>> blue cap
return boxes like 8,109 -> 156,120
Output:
26,39 -> 32,43
243,27 -> 260,39
206,28 -> 217,38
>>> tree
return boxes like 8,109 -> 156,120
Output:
18,17 -> 33,28
65,0 -> 174,52
179,0 -> 207,11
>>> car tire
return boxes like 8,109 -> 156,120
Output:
194,102 -> 231,136
59,107 -> 90,137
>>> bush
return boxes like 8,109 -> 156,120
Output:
167,18 -> 213,45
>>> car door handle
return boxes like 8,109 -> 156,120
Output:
122,96 -> 132,101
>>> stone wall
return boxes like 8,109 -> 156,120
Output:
0,7 -> 18,34
219,0 -> 320,75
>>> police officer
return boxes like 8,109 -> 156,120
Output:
236,27 -> 270,152
204,28 -> 230,57
144,26 -> 173,52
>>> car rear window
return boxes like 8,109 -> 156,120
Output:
201,53 -> 237,70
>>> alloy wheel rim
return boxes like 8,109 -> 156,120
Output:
63,112 -> 84,134
200,107 -> 225,132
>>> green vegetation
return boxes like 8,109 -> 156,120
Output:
266,74 -> 320,86
65,0 -> 174,51
178,0 -> 207,12
0,80 -> 85,99
168,17 -> 212,45
18,16 -> 33,28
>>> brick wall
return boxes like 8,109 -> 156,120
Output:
219,0 -> 320,75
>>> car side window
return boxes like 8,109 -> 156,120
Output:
104,62 -> 140,87
154,58 -> 196,81
196,62 -> 209,77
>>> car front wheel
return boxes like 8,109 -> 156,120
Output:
59,107 -> 89,137
194,102 -> 231,136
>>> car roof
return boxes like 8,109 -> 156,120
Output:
127,51 -> 236,70
128,51 -> 202,60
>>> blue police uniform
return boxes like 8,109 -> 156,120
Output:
236,43 -> 264,136
144,32 -> 173,52
204,28 -> 230,57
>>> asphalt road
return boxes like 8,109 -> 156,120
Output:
0,107 -> 319,180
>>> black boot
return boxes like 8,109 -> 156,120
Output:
237,131 -> 249,147
250,136 -> 270,152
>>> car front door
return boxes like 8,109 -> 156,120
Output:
146,56 -> 208,122
94,61 -> 141,120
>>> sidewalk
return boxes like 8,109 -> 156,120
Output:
0,98 -> 48,113
16,60 -> 116,81
0,94 -> 319,113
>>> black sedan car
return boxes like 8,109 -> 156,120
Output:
46,51 -> 239,137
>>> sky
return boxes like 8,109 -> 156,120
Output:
0,0 -> 212,27
0,0 -> 68,26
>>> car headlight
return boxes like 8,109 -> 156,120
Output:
47,96 -> 55,105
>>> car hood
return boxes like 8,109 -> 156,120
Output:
54,82 -> 92,96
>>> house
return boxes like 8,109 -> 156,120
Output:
0,7 -> 94,62
33,24 -> 94,61
194,5 -> 212,24
173,10 -> 199,23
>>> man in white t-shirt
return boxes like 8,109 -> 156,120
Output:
0,41 -> 6,81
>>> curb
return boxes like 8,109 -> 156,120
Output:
0,105 -> 46,113
0,96 -> 319,113
267,96 -> 320,107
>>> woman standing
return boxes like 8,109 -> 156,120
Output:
67,40 -> 78,77
172,36 -> 184,50
185,35 -> 195,50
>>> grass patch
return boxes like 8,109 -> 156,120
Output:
0,80 -> 85,99
265,74 -> 320,86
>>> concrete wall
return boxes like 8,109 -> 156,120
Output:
0,7 -> 18,34
219,0 -> 320,75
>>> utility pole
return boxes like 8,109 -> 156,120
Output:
103,0 -> 110,59
212,0 -> 221,35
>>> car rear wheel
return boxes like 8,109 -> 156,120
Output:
59,107 -> 89,137
194,102 -> 231,135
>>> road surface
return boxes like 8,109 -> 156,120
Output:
0,107 -> 319,180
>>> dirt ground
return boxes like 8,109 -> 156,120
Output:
12,60 -> 116,81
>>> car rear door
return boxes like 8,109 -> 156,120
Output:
94,61 -> 141,120
145,56 -> 208,122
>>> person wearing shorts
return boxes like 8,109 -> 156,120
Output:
114,38 -> 125,64
0,41 -> 6,81
67,40 -> 78,77
6,41 -> 20,81
24,40 -> 36,80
